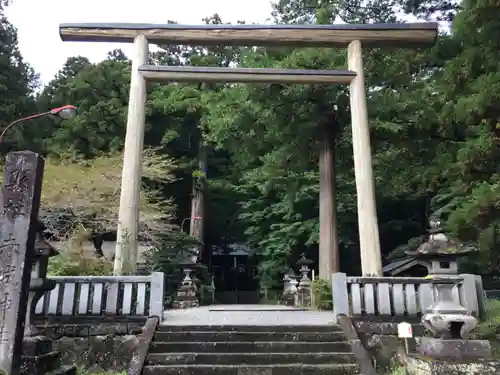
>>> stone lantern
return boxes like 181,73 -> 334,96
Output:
172,260 -> 199,309
421,277 -> 477,340
419,277 -> 491,361
282,268 -> 298,306
406,219 -> 476,276
296,254 -> 313,307
283,268 -> 298,293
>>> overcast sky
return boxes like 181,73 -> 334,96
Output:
5,0 -> 273,86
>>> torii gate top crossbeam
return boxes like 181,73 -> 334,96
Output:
59,22 -> 438,48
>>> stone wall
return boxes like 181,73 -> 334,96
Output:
35,318 -> 146,373
351,316 -> 424,368
351,317 -> 500,373
404,355 -> 500,375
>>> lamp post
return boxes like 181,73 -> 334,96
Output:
0,105 -> 77,147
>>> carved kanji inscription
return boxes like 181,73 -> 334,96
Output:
0,151 -> 44,375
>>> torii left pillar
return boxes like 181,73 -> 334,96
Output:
115,34 -> 149,275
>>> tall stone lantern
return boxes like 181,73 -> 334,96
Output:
406,219 -> 477,276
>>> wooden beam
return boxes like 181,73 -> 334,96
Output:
59,22 -> 438,48
348,40 -> 382,276
114,35 -> 148,275
139,65 -> 356,84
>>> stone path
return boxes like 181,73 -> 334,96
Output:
161,305 -> 335,326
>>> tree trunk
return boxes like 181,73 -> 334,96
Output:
189,143 -> 206,261
318,121 -> 340,281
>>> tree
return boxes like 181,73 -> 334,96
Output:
27,0 -> 500,289
37,149 -> 176,241
0,14 -> 39,152
37,54 -> 130,158
423,0 -> 500,276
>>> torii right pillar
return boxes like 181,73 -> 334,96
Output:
348,40 -> 382,276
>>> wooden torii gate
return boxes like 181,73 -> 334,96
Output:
59,22 -> 438,278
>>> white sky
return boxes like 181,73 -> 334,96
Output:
5,0 -> 274,86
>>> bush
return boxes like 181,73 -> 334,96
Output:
48,250 -> 114,276
48,230 -> 114,276
259,288 -> 283,305
311,278 -> 333,310
142,230 -> 214,306
475,299 -> 500,339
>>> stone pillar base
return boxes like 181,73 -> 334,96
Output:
172,297 -> 199,309
418,337 -> 491,360
405,354 -> 500,375
172,287 -> 199,309
21,335 -> 77,375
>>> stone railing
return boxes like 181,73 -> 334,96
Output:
34,272 -> 164,318
331,273 -> 485,319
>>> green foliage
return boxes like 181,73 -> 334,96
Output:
48,231 -> 114,276
386,364 -> 407,375
474,299 -> 500,339
77,368 -> 125,375
142,230 -> 215,306
5,0 -> 500,288
48,251 -> 113,277
0,14 -> 39,152
311,279 -> 333,310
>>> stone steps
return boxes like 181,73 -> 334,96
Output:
151,341 -> 352,353
147,352 -> 356,365
154,331 -> 346,342
142,364 -> 360,375
156,325 -> 342,332
144,324 -> 359,374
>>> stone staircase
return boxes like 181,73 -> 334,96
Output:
142,324 -> 360,374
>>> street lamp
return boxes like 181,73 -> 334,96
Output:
0,105 -> 77,147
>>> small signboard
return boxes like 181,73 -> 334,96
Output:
397,322 -> 413,338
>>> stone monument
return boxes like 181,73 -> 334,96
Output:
0,151 -> 76,375
0,151 -> 44,375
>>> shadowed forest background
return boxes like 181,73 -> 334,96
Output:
1,0 -> 500,295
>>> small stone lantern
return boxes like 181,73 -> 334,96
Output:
283,268 -> 298,293
172,261 -> 199,309
296,254 -> 313,307
282,268 -> 298,306
407,219 -> 476,276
